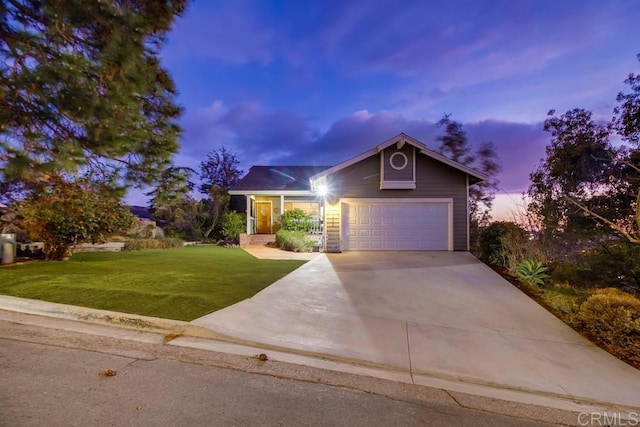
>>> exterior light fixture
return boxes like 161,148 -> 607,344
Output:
317,184 -> 328,197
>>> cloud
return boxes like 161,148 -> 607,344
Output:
293,114 -> 548,194
127,1 -> 638,209
291,110 -> 438,165
178,103 -> 548,195
127,99 -> 549,207
178,100 -> 315,172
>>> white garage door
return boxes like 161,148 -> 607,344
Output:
341,201 -> 450,251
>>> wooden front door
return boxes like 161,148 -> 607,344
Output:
256,201 -> 272,234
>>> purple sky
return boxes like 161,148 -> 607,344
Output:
131,0 -> 640,218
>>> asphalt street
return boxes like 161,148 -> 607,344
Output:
0,313 -> 577,426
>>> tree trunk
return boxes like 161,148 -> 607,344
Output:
44,240 -> 72,261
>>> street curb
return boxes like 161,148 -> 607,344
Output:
2,295 -> 638,418
0,295 -> 229,341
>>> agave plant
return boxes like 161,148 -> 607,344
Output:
516,260 -> 550,288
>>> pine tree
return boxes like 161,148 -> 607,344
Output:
0,0 -> 187,185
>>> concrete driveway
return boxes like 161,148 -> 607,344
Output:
193,251 -> 640,408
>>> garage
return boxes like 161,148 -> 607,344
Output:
341,199 -> 452,251
233,134 -> 486,252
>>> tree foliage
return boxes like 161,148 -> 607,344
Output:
529,109 -> 617,239
0,0 -> 187,185
435,115 -> 501,252
146,166 -> 194,211
202,184 -> 230,236
17,176 -> 136,260
615,53 -> 640,144
553,240 -> 640,292
199,147 -> 242,194
529,101 -> 640,244
150,146 -> 243,240
153,195 -> 202,239
154,193 -> 229,241
436,116 -> 501,227
436,117 -> 475,165
161,146 -> 242,239
478,221 -> 528,266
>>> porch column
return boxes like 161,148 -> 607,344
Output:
324,200 -> 341,253
280,194 -> 285,214
246,195 -> 251,234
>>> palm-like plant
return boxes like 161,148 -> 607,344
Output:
516,260 -> 550,288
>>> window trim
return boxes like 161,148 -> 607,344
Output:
380,146 -> 416,190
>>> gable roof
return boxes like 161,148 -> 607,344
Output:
310,133 -> 487,184
229,166 -> 332,193
229,134 -> 488,195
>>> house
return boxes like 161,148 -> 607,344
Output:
229,133 -> 487,252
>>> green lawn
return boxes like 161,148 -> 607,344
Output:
0,246 -> 305,321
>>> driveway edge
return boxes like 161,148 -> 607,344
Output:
2,294 -> 638,422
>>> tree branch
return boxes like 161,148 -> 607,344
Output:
563,194 -> 640,244
622,158 -> 640,174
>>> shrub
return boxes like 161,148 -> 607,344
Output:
541,283 -> 581,317
123,237 -> 184,251
516,260 -> 550,288
553,240 -> 640,292
281,208 -> 312,232
221,211 -> 245,241
479,221 -> 528,267
17,177 -> 136,261
550,263 -> 580,285
275,229 -> 313,252
577,288 -> 640,363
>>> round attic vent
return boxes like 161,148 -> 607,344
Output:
389,152 -> 408,170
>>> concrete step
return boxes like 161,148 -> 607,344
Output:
249,234 -> 276,245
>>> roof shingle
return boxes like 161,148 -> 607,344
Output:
230,166 -> 332,191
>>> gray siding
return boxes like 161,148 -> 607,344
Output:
382,144 -> 414,181
329,153 -> 469,251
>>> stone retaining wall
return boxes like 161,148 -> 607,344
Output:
72,242 -> 126,253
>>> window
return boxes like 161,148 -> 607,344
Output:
284,202 -> 320,216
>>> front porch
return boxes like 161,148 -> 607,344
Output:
239,233 -> 323,249
241,194 -> 324,236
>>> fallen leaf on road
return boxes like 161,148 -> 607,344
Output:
164,333 -> 182,343
98,369 -> 117,377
